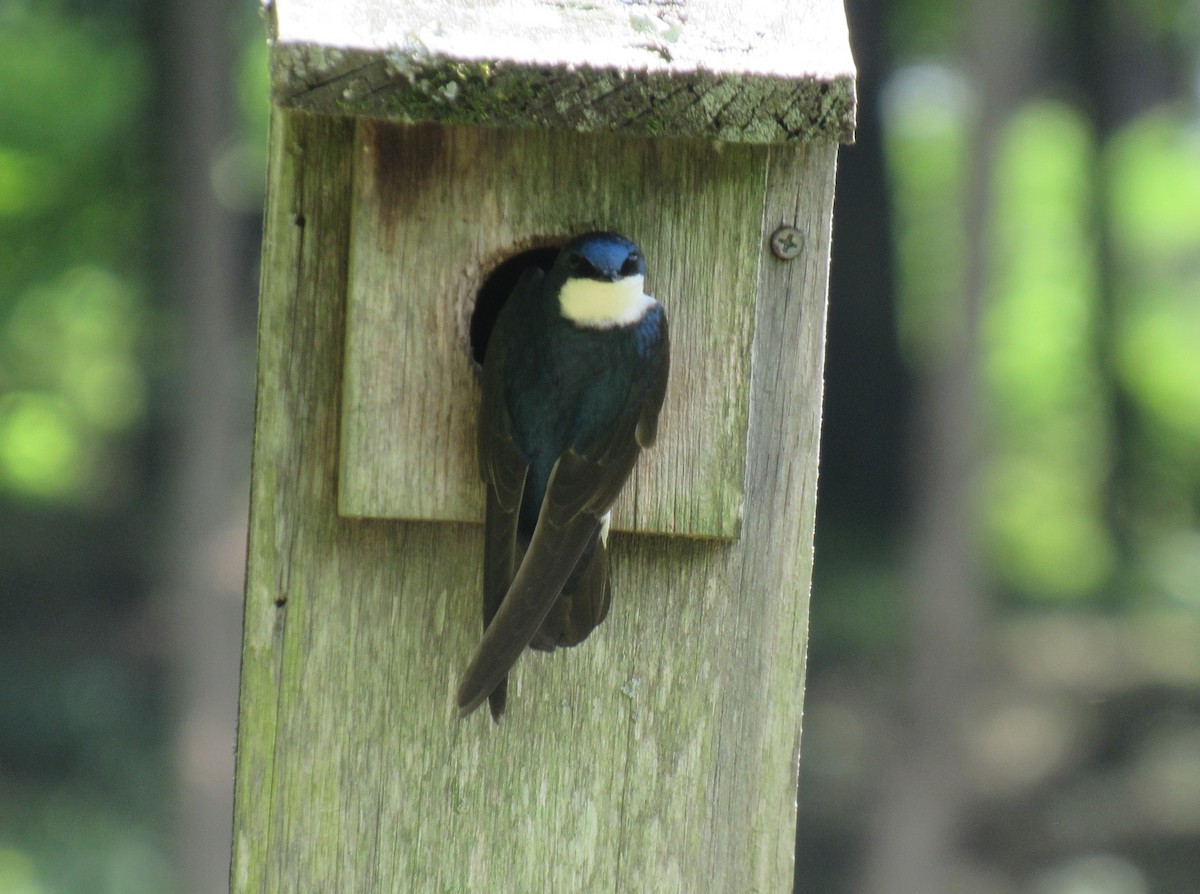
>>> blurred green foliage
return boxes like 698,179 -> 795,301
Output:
985,101 -> 1114,599
0,5 -> 170,888
886,79 -> 1200,605
1,2 -> 266,892
0,4 -> 149,505
1,267 -> 147,499
803,2 -> 1200,885
1109,113 -> 1200,466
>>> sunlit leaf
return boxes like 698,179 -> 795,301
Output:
982,101 -> 1113,600
984,454 -> 1114,597
0,392 -> 85,499
1107,110 -> 1200,464
0,847 -> 46,894
1,266 -> 145,497
1107,109 -> 1200,259
0,147 -> 62,216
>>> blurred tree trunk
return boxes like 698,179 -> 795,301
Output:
1062,0 -> 1180,573
856,2 -> 1036,891
815,0 -> 909,533
162,0 -> 249,891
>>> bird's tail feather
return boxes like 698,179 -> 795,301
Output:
457,513 -> 600,718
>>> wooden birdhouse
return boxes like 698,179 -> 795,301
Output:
232,0 -> 855,890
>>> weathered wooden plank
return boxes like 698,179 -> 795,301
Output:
231,109 -> 358,893
339,120 -> 763,538
266,0 -> 857,143
232,107 -> 832,892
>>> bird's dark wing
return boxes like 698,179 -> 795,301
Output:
475,269 -> 537,719
457,482 -> 602,717
530,532 -> 611,650
635,314 -> 669,449
458,314 -> 670,719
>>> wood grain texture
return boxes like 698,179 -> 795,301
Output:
339,120 -> 763,538
232,108 -> 833,893
266,0 -> 857,143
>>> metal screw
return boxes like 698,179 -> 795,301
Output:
770,225 -> 803,260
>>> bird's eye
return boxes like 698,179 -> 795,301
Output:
567,253 -> 595,277
620,252 -> 642,277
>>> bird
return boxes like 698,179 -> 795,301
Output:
457,231 -> 670,721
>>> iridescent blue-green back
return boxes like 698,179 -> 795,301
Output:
502,279 -> 666,539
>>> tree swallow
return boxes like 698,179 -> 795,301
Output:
457,232 -> 670,720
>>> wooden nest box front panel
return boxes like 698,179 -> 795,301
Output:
339,120 -> 766,538
272,0 -> 857,537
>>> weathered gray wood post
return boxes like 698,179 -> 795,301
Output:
232,1 -> 855,890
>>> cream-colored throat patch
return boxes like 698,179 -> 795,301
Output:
558,275 -> 656,328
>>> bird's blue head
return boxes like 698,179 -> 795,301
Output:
555,232 -> 646,282
554,232 -> 653,328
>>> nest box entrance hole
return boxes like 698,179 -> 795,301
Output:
469,245 -> 560,365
